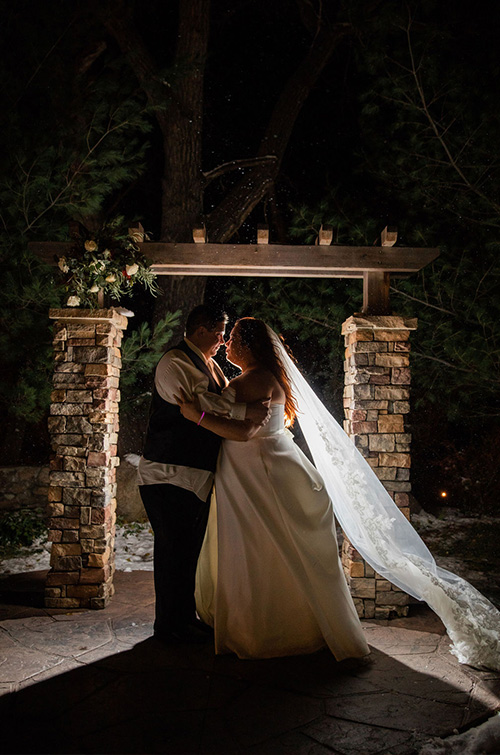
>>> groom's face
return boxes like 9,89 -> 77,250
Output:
198,321 -> 226,359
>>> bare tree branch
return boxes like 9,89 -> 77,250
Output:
202,155 -> 278,184
404,10 -> 500,216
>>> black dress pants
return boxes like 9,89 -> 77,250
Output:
139,483 -> 210,634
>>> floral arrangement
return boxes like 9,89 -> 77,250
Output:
57,221 -> 158,307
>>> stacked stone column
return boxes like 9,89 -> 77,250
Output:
341,315 -> 417,619
45,308 -> 128,609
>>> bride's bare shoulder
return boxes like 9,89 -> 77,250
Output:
230,367 -> 282,403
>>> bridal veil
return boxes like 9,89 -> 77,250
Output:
268,326 -> 500,671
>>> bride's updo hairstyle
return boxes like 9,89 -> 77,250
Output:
233,318 -> 297,425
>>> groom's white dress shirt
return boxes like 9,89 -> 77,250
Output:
137,337 -> 244,501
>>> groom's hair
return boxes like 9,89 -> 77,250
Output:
185,305 -> 228,336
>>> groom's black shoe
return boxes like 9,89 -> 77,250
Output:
154,624 -> 211,645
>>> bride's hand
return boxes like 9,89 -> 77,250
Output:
174,390 -> 203,424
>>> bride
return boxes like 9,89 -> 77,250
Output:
178,317 -> 500,669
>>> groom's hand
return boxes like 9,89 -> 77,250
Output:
245,398 -> 272,425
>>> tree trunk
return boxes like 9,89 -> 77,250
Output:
156,0 -> 210,323
102,0 -> 210,323
160,0 -> 209,242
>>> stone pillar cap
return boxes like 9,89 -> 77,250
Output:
342,315 -> 418,334
49,308 -> 129,330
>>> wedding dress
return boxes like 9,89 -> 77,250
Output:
195,401 -> 370,660
196,328 -> 500,669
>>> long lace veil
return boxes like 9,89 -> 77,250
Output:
267,326 -> 500,670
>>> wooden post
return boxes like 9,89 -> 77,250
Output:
317,224 -> 333,246
381,226 -> 398,247
362,227 -> 398,314
128,222 -> 145,243
257,224 -> 269,244
363,271 -> 390,315
192,226 -> 207,244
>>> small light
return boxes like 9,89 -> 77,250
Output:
440,491 -> 447,498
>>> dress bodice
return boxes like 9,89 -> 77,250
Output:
253,404 -> 285,437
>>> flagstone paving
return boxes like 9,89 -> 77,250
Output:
0,570 -> 498,754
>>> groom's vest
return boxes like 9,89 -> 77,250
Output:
142,340 -> 223,472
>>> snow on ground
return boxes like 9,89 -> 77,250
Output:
0,522 -> 154,575
419,713 -> 500,755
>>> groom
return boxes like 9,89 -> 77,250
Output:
138,305 -> 269,644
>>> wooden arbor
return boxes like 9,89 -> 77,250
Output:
32,224 -> 438,315
33,227 -> 438,614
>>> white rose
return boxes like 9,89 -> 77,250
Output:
58,257 -> 69,273
84,240 -> 98,252
105,274 -> 116,283
66,295 -> 81,307
89,285 -> 100,293
126,263 -> 139,276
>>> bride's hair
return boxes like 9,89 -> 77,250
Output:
234,318 -> 297,424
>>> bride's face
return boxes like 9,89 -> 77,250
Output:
225,327 -> 247,367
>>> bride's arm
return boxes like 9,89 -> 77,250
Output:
177,397 -> 261,441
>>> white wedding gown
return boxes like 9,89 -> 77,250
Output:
196,328 -> 500,669
195,401 -> 370,660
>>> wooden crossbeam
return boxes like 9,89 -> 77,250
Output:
29,239 -> 439,315
28,241 -> 437,276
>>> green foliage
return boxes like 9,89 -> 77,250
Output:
120,311 -> 182,412
0,25 -> 155,449
0,246 -> 60,423
0,53 -> 153,241
0,509 -> 46,552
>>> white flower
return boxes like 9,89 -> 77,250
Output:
84,240 -> 98,252
66,295 -> 81,307
58,257 -> 69,273
105,274 -> 116,283
126,263 -> 139,276
89,285 -> 100,293
103,248 -> 111,259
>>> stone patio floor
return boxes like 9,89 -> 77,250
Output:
0,570 -> 499,755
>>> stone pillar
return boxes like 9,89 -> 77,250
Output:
45,308 -> 128,609
341,315 -> 417,619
